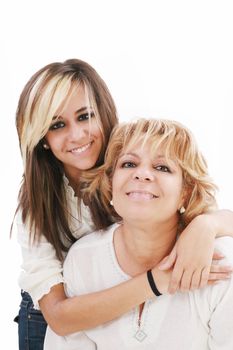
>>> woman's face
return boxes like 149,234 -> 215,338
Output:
112,140 -> 184,225
45,85 -> 103,179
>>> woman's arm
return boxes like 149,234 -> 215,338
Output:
211,209 -> 233,237
16,210 -> 154,335
39,274 -> 154,336
158,209 -> 233,293
40,207 -> 233,336
19,209 -> 232,336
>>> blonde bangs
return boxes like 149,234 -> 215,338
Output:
20,74 -> 75,165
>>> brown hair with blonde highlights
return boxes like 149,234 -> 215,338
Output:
15,59 -> 118,260
82,118 -> 217,230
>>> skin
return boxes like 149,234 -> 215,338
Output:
45,85 -> 103,182
38,90 -> 233,335
40,87 -> 157,335
112,142 -> 232,295
112,144 -> 184,227
112,142 -> 185,278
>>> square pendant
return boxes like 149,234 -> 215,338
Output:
134,329 -> 147,342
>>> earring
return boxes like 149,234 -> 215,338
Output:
179,206 -> 186,214
110,200 -> 113,206
43,143 -> 49,150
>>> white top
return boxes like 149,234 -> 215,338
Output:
44,223 -> 233,350
16,177 -> 94,309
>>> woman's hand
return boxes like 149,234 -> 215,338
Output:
157,214 -> 233,294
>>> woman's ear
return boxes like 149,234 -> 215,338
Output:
178,184 -> 190,211
40,137 -> 50,150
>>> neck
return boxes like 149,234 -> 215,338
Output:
64,170 -> 80,196
114,218 -> 178,277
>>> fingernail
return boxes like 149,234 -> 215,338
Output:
215,252 -> 225,258
225,266 -> 233,271
224,275 -> 231,279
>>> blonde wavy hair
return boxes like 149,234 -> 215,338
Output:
83,118 -> 217,230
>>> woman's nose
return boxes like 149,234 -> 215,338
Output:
133,167 -> 154,182
67,124 -> 88,141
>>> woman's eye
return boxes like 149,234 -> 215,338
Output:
49,121 -> 65,130
121,161 -> 136,168
78,112 -> 94,122
155,165 -> 171,173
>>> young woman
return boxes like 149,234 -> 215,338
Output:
45,119 -> 233,349
14,59 -> 233,350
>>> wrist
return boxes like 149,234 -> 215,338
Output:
150,267 -> 170,295
147,270 -> 162,297
193,213 -> 218,238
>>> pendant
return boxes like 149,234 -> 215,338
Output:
134,329 -> 147,342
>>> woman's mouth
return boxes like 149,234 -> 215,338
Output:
126,191 -> 159,200
69,142 -> 92,154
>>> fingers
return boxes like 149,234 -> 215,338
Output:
190,269 -> 202,290
208,264 -> 233,281
212,250 -> 225,260
168,262 -> 184,294
208,272 -> 231,280
179,270 -> 193,292
210,264 -> 233,273
199,266 -> 210,289
169,260 -> 210,293
189,267 -> 209,291
166,250 -> 232,294
168,264 -> 233,294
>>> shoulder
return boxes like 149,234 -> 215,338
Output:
68,223 -> 118,254
63,223 -> 119,286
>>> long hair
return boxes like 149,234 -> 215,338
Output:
82,118 -> 217,231
16,59 -> 118,260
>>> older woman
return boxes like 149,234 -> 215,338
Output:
44,119 -> 233,349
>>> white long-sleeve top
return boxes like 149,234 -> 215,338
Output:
16,177 -> 94,309
44,223 -> 233,350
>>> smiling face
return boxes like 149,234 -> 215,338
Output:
45,84 -> 103,180
112,141 -> 184,225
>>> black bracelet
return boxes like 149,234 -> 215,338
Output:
147,269 -> 162,297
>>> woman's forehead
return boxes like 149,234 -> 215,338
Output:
120,140 -> 179,165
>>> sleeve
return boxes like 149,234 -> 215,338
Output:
44,327 -> 96,350
62,243 -> 85,298
208,237 -> 233,349
16,211 -> 64,309
43,238 -> 97,350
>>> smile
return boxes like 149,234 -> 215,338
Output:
69,142 -> 92,154
126,191 -> 159,200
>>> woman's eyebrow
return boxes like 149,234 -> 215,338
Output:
118,152 -> 139,159
52,106 -> 91,120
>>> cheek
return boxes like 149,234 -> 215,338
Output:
45,131 -> 56,147
111,176 -> 118,199
97,132 -> 103,148
91,124 -> 103,151
46,136 -> 59,152
165,177 -> 183,205
111,173 -> 123,201
91,119 -> 102,137
45,134 -> 65,158
174,183 -> 184,207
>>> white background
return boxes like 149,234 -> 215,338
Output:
1,0 -> 233,348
